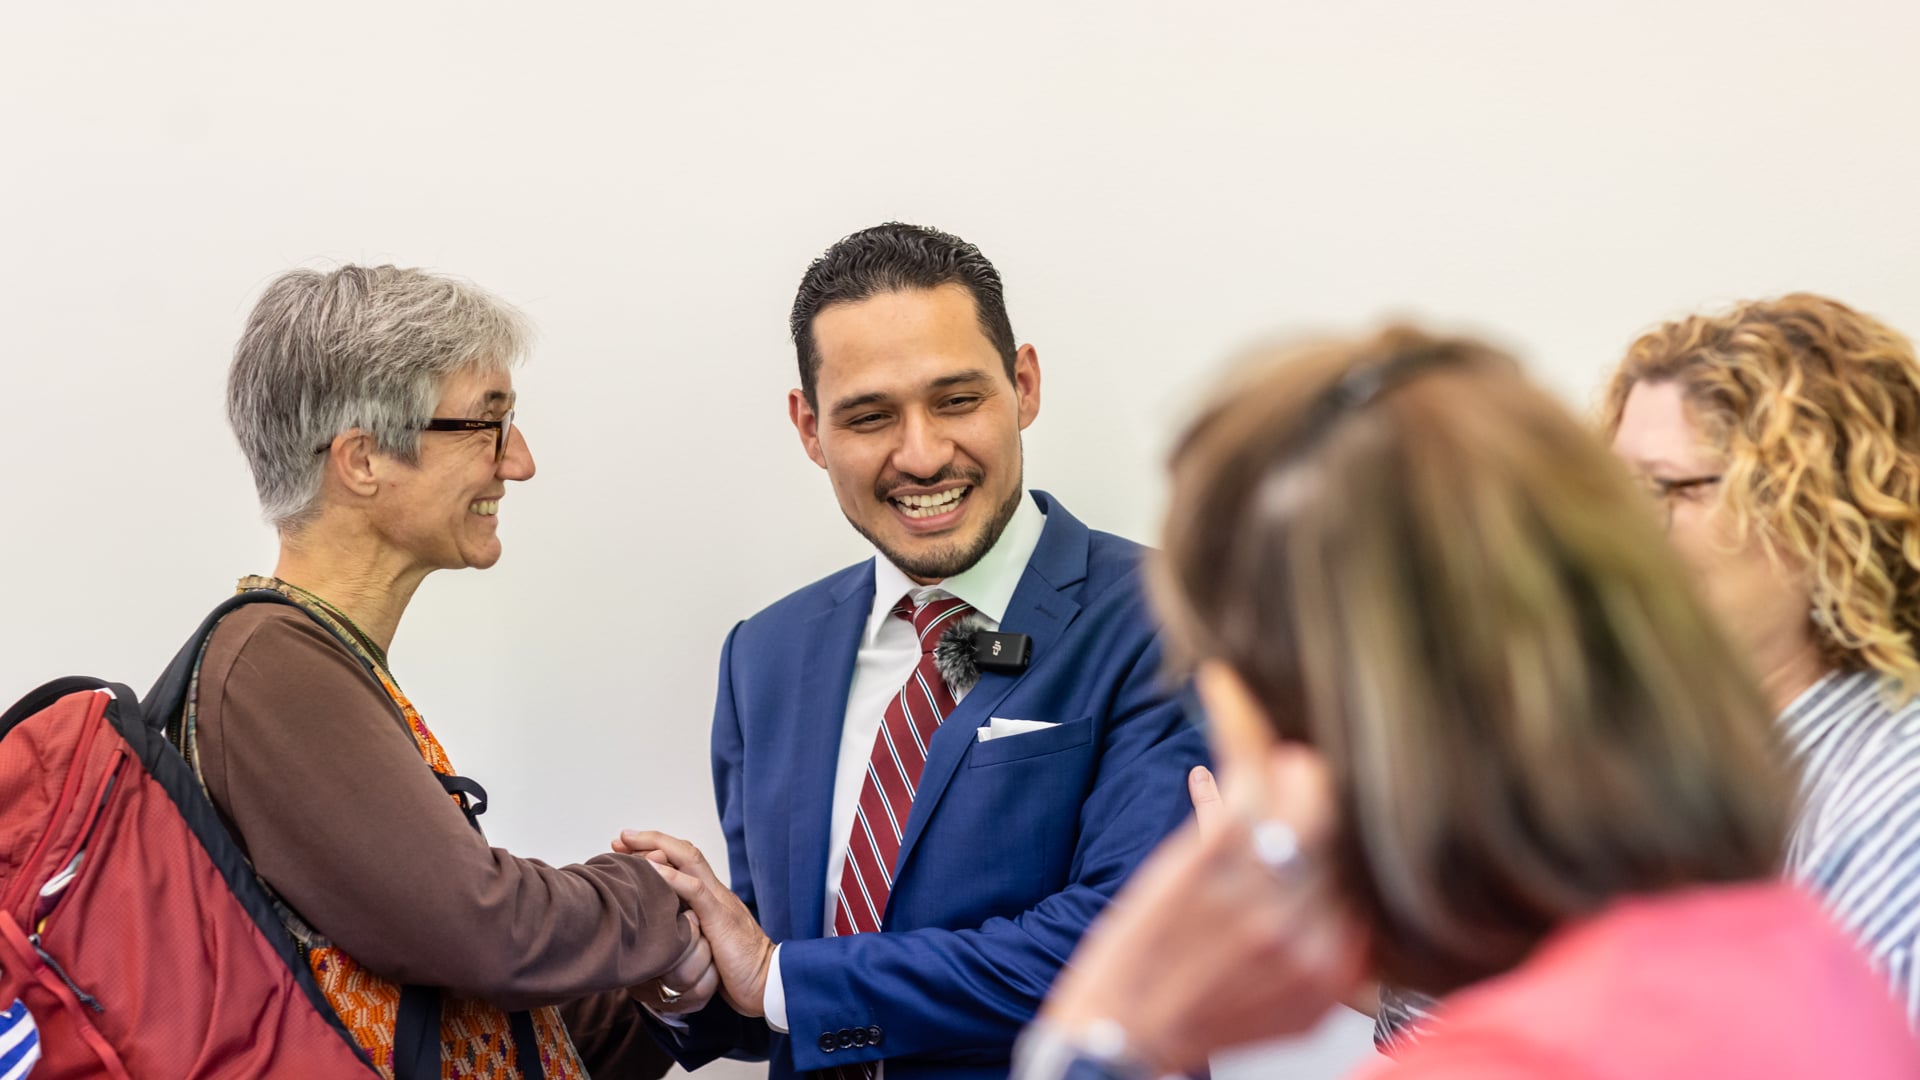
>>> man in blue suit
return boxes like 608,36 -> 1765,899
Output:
622,223 -> 1207,1080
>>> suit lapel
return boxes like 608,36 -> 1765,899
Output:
889,492 -> 1091,896
786,565 -> 874,940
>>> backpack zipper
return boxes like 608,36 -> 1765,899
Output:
2,691 -> 114,913
20,752 -> 126,1018
27,932 -> 102,1013
34,763 -> 121,931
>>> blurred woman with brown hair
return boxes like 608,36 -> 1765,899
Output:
1013,326 -> 1918,1079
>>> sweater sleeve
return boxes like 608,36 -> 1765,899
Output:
560,990 -> 677,1079
194,605 -> 691,1010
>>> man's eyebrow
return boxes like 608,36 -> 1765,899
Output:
831,390 -> 891,414
928,370 -> 992,390
829,370 -> 994,415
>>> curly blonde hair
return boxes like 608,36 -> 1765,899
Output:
1601,293 -> 1920,698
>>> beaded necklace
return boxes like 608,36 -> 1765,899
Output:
256,577 -> 392,671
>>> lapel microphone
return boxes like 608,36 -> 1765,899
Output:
933,613 -> 1033,697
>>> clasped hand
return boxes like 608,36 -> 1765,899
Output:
615,829 -> 778,1019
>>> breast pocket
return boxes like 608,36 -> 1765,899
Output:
968,714 -> 1094,767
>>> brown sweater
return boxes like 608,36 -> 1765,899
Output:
193,603 -> 683,1077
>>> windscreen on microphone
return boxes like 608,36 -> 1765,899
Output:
934,613 -> 991,697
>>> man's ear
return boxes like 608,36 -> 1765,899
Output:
789,389 -> 828,470
1012,344 -> 1041,430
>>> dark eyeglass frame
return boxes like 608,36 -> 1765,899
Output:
421,411 -> 515,462
1645,473 -> 1722,530
313,395 -> 517,463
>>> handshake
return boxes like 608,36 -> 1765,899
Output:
614,831 -> 779,1021
611,765 -> 1367,1075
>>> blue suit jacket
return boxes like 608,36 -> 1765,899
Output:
651,492 -> 1208,1080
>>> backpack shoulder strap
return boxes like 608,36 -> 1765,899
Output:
144,590 -> 305,735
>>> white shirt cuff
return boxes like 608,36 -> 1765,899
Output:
763,943 -> 790,1032
648,1005 -> 691,1031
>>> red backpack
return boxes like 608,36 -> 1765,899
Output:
0,592 -> 376,1078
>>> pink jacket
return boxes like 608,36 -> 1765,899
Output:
1367,883 -> 1918,1079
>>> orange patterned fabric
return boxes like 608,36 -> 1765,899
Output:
188,578 -> 589,1079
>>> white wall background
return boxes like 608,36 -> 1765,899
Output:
6,3 -> 1920,1077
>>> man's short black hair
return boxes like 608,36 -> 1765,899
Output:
791,222 -> 1018,407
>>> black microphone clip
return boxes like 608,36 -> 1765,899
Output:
970,630 -> 1031,676
934,616 -> 1033,697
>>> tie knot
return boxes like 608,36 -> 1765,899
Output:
893,592 -> 976,653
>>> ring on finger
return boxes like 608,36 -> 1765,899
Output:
659,984 -> 684,1005
1251,819 -> 1307,877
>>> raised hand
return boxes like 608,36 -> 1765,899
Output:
1036,746 -> 1367,1073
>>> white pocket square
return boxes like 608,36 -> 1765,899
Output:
975,717 -> 1058,743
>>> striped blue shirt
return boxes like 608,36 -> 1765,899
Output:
1781,670 -> 1920,1023
1377,669 -> 1920,1049
0,998 -> 38,1080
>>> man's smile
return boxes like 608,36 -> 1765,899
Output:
890,485 -> 971,521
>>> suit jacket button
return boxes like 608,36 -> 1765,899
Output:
837,1028 -> 857,1050
852,1028 -> 869,1048
868,1025 -> 884,1047
818,1033 -> 838,1054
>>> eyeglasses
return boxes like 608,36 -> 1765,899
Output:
422,402 -> 516,463
313,393 -> 517,463
1642,473 -> 1722,530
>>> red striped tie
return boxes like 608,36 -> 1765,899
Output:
832,593 -> 976,939
823,593 -> 973,1080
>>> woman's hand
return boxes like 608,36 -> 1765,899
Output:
1037,750 -> 1367,1073
631,909 -> 721,1017
616,830 -> 777,1018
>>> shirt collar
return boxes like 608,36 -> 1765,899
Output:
865,491 -> 1047,645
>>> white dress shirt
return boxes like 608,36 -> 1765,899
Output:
762,492 -> 1047,1034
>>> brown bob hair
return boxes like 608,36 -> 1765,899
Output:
1155,326 -> 1792,994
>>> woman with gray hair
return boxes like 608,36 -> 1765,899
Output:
176,265 -> 707,1078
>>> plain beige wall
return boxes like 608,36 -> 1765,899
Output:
6,3 -> 1920,1077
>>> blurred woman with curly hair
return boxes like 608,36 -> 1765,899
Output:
1372,294 -> 1920,1049
1604,293 -> 1920,1024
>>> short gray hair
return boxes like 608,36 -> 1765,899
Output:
227,264 -> 531,528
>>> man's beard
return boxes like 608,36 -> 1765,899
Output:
850,467 -> 1027,583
